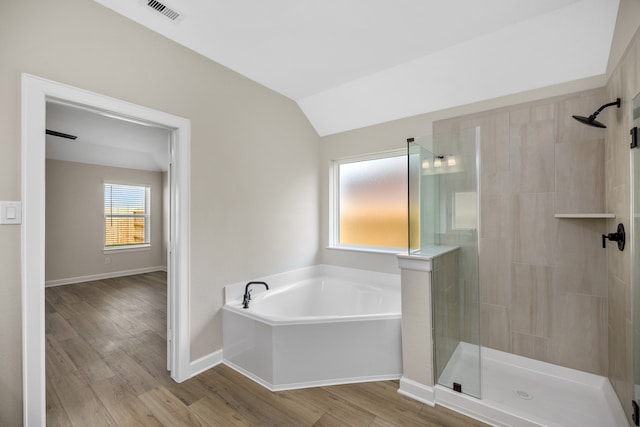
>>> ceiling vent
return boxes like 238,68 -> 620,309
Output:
144,0 -> 182,22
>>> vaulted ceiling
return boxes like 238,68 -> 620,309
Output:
93,0 -> 620,136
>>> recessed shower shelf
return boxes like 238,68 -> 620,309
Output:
554,213 -> 615,219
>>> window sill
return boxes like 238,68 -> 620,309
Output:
326,245 -> 405,255
104,244 -> 151,254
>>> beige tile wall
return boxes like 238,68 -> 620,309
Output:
434,88 -> 610,377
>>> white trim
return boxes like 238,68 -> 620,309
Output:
189,349 -> 224,377
328,158 -> 339,247
224,360 -> 401,392
269,374 -> 402,392
103,245 -> 151,254
21,73 -> 191,427
398,376 -> 436,406
334,149 -> 408,164
326,244 -> 406,255
397,256 -> 433,272
22,72 -> 47,427
169,115 -> 191,383
44,266 -> 167,287
224,360 -> 276,390
104,244 -> 151,251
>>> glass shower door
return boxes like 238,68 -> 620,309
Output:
408,137 -> 440,253
408,129 -> 481,399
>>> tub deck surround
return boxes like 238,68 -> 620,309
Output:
222,265 -> 402,391
237,277 -> 400,324
223,264 -> 400,304
397,245 -> 460,271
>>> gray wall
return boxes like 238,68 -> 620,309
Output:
0,0 -> 319,424
45,160 -> 165,283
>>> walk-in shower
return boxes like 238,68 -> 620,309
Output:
406,129 -> 627,427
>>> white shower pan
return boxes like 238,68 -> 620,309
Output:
435,343 -> 628,427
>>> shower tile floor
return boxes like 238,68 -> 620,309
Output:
437,343 -> 628,427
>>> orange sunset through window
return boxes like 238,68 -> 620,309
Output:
338,155 -> 407,248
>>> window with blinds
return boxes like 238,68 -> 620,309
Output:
104,183 -> 151,249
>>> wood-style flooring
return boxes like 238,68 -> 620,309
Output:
45,272 -> 488,426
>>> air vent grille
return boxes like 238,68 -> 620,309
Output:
146,0 -> 181,21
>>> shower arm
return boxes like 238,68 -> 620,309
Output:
588,98 -> 621,121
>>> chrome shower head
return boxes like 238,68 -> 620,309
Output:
572,98 -> 621,128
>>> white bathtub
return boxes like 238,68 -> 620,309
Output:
222,265 -> 402,391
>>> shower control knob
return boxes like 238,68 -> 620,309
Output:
602,223 -> 625,251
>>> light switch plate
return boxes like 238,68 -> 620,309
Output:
0,201 -> 22,224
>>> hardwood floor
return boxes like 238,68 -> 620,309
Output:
46,272 -> 488,426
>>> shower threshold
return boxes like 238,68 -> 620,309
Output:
436,343 -> 627,427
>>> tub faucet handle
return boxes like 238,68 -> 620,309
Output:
242,290 -> 252,308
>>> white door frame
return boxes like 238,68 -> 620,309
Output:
21,74 -> 191,426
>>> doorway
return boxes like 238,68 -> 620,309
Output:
22,74 -> 191,426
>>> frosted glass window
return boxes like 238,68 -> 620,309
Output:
453,191 -> 477,229
336,154 -> 407,249
104,183 -> 151,249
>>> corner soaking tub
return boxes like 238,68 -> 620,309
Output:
222,265 -> 402,391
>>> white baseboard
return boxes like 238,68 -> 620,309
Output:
223,359 -> 400,392
45,266 -> 167,287
190,349 -> 223,378
398,376 -> 436,406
